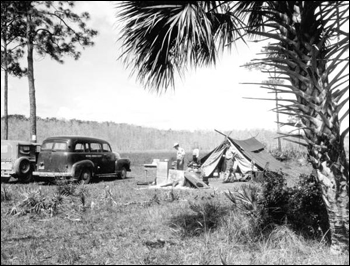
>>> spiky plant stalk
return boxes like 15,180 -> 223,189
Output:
242,1 -> 349,252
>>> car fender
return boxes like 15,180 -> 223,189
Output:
115,158 -> 131,172
14,157 -> 31,177
71,160 -> 95,179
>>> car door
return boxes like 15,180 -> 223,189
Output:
37,140 -> 68,173
73,142 -> 89,164
87,142 -> 104,174
101,142 -> 116,174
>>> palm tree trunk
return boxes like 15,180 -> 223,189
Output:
287,57 -> 349,252
308,124 -> 349,253
264,1 -> 348,252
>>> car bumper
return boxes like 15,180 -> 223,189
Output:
33,171 -> 75,181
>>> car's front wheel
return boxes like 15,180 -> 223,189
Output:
118,167 -> 127,179
80,169 -> 92,184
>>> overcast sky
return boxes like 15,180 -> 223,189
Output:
1,1 -> 348,133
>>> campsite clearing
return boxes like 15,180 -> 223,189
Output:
2,152 -> 332,265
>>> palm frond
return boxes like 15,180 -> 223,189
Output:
116,1 -> 244,92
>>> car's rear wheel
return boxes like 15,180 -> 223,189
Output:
80,169 -> 92,184
118,167 -> 127,179
19,172 -> 34,183
15,158 -> 31,176
15,158 -> 33,183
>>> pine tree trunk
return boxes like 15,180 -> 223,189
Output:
2,3 -> 9,140
4,60 -> 9,140
26,11 -> 37,142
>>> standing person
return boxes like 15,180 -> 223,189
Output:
192,144 -> 200,164
173,143 -> 185,170
223,144 -> 238,183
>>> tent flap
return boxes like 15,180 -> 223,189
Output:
201,144 -> 226,177
231,137 -> 285,173
234,137 -> 265,152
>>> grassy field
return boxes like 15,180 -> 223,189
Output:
1,152 -> 349,265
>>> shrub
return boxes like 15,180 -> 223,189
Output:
189,199 -> 224,233
260,170 -> 326,239
7,182 -> 89,217
1,185 -> 12,202
286,173 -> 327,238
7,187 -> 47,216
169,197 -> 228,238
225,170 -> 327,240
260,171 -> 291,226
224,184 -> 265,243
270,148 -> 307,161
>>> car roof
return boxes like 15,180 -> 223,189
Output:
1,139 -> 40,146
43,135 -> 110,143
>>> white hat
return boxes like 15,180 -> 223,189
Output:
173,142 -> 179,148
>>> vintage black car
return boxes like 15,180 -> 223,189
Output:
33,136 -> 131,183
1,139 -> 40,183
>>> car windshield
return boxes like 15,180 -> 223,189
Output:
41,142 -> 54,150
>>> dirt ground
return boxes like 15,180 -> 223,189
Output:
189,159 -> 313,191
206,177 -> 248,191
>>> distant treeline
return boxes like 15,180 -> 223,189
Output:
1,114 -> 312,152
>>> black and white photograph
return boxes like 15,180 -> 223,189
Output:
1,1 -> 349,264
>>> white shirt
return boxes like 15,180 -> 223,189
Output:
225,146 -> 236,160
176,147 -> 185,160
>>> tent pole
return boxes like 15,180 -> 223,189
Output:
214,129 -> 228,138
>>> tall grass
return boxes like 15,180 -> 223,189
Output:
1,152 -> 348,265
1,179 -> 348,265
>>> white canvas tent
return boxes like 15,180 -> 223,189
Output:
200,136 -> 286,177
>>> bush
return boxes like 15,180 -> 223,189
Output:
7,182 -> 89,217
169,197 -> 228,238
287,173 -> 327,238
1,185 -> 12,202
260,171 -> 326,239
270,148 -> 307,161
225,170 -> 327,240
260,171 -> 291,226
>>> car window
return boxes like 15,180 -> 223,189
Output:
41,142 -> 54,150
102,143 -> 111,152
90,143 -> 102,152
74,143 -> 86,152
53,142 -> 67,151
